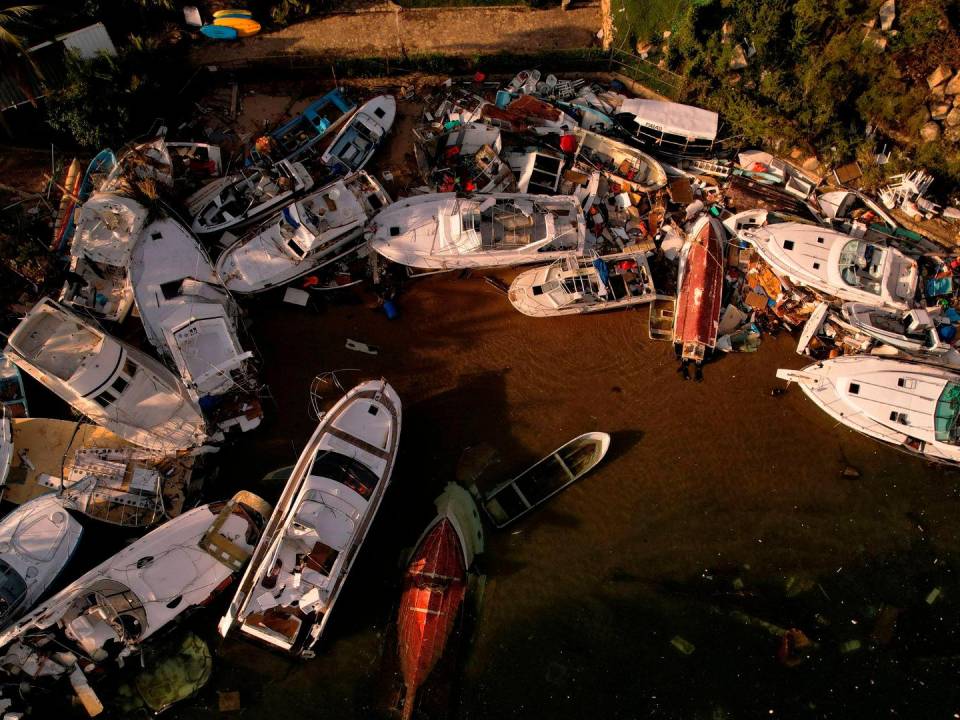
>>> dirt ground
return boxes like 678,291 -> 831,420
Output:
189,5 -> 601,66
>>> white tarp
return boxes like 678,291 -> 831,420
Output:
72,193 -> 148,266
619,99 -> 718,142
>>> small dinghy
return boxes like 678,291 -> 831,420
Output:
215,172 -> 390,293
0,494 -> 83,630
270,89 -> 355,162
219,379 -> 401,657
841,303 -> 960,368
190,159 -> 314,235
4,298 -> 209,454
320,95 -> 396,177
131,216 -> 262,432
674,215 -> 726,362
777,357 -> 960,466
398,483 -> 483,720
0,491 -> 271,716
474,432 -> 611,528
508,250 -> 657,317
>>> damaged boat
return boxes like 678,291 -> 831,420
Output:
398,483 -> 483,720
269,89 -> 355,162
674,215 -> 726,362
613,99 -> 722,159
368,193 -> 588,270
190,159 -> 314,235
4,298 -> 209,454
777,357 -> 960,467
0,494 -> 83,630
320,95 -> 396,177
219,379 -> 401,657
131,217 -> 262,432
841,303 -> 960,368
508,250 -> 656,317
0,491 -> 271,716
572,128 -> 668,193
215,172 -> 390,293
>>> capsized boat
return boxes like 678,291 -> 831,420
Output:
674,215 -> 726,362
0,491 -> 270,715
398,483 -> 484,720
573,127 -> 667,193
777,357 -> 960,466
59,193 -> 149,323
0,417 -> 193,527
215,172 -> 390,293
841,303 -> 960,368
508,250 -> 656,317
190,159 -> 314,235
739,221 -> 919,310
474,432 -> 611,528
131,216 -> 262,432
368,192 -> 588,270
218,379 -> 401,657
270,89 -> 355,162
320,95 -> 396,177
4,298 -> 209,454
0,494 -> 83,630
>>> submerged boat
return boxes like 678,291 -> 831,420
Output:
573,128 -> 667,193
841,303 -> 960,368
321,95 -> 396,177
474,432 -> 611,528
369,193 -> 588,270
215,172 -> 390,294
508,250 -> 656,317
777,357 -> 960,466
190,159 -> 314,235
131,216 -> 262,431
0,417 -> 193,527
674,216 -> 726,362
0,494 -> 83,630
398,483 -> 484,720
219,379 -> 401,657
0,491 -> 270,715
4,298 -> 209,454
270,89 -> 355,162
740,221 -> 919,310
59,193 -> 149,323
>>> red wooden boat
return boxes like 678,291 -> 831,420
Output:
674,215 -> 725,361
397,516 -> 467,720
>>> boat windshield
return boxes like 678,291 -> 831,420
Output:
310,450 -> 378,499
934,382 -> 960,445
838,240 -> 883,295
0,559 -> 26,620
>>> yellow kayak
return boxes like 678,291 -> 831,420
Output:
214,17 -> 261,37
213,8 -> 252,18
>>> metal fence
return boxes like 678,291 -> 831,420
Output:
606,45 -> 685,100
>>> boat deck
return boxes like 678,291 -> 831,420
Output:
15,311 -> 102,381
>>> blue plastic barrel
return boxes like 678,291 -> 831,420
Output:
496,90 -> 511,108
383,300 -> 399,320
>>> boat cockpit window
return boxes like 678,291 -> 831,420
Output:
310,450 -> 378,500
94,389 -> 118,408
838,240 -> 883,295
935,383 -> 960,445
532,280 -> 561,296
0,559 -> 27,617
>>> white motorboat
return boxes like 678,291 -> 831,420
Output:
320,95 -> 396,176
59,193 -> 149,323
740,221 -> 919,310
573,128 -> 667,193
0,494 -> 83,630
0,417 -> 193,528
0,491 -> 270,715
190,159 -> 314,235
508,250 -> 656,317
215,172 -> 390,294
219,379 -> 401,657
4,298 -> 208,454
777,356 -> 960,466
131,217 -> 261,430
614,99 -> 721,158
841,303 -> 960,368
368,192 -> 588,270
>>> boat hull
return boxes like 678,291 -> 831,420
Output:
674,216 -> 725,360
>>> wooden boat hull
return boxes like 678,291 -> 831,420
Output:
674,216 -> 725,361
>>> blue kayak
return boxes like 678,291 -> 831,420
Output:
200,24 -> 239,40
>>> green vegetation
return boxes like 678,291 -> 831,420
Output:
0,5 -> 43,104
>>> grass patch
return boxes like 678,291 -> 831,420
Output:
611,0 -> 692,46
395,0 -> 530,6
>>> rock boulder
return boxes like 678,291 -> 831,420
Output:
928,64 -> 953,89
920,121 -> 942,142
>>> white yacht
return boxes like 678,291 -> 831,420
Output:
508,251 -> 656,317
320,95 -> 396,176
368,193 -> 587,270
131,217 -> 261,432
841,303 -> 960,368
190,159 -> 314,235
777,356 -> 960,466
0,494 -> 83,630
215,172 -> 390,293
0,491 -> 270,714
740,221 -> 919,310
4,298 -> 208,454
59,193 -> 149,323
219,379 -> 401,657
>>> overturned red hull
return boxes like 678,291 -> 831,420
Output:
398,518 -> 467,720
674,216 -> 725,360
